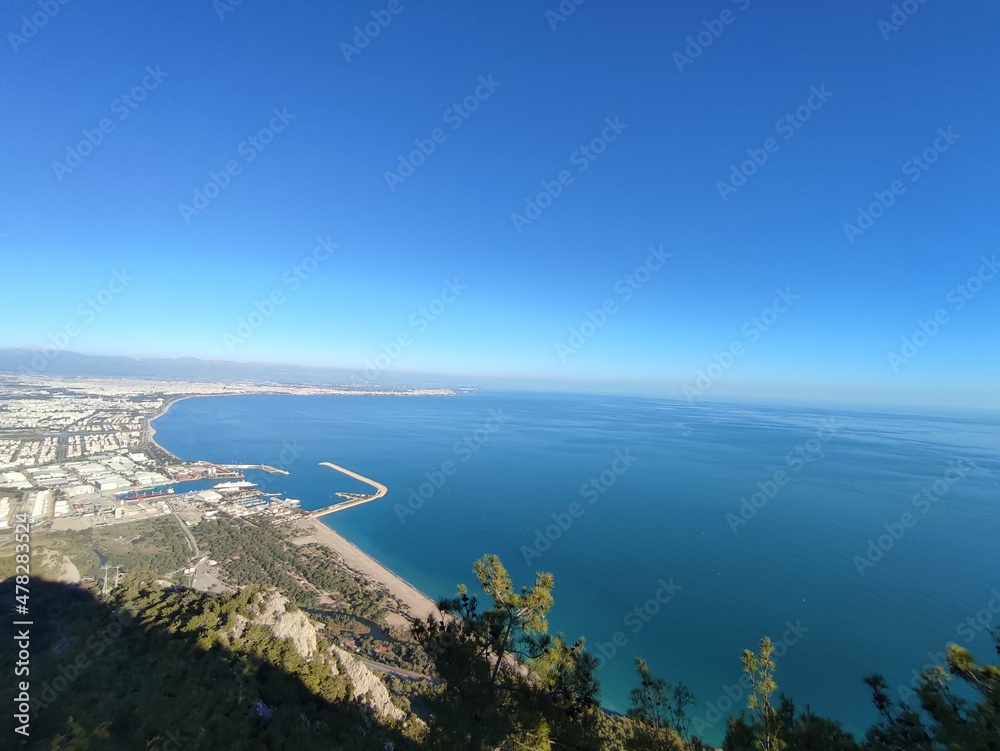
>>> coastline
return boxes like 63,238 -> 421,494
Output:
146,391 -> 440,625
294,516 -> 439,625
145,392 -> 258,460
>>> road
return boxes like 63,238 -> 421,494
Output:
166,500 -> 199,557
358,656 -> 434,683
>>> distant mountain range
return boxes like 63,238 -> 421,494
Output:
0,348 -> 461,389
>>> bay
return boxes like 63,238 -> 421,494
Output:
152,390 -> 999,745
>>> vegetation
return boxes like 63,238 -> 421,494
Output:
193,517 -> 395,619
411,553 -> 688,750
0,576 -> 412,750
723,632 -> 1000,751
0,516 -> 193,581
3,541 -> 997,751
629,658 -> 696,748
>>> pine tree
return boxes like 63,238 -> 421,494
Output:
741,637 -> 782,751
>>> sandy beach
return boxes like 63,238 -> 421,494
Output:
292,516 -> 440,626
145,392 -> 441,627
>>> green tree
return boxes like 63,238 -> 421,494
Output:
473,553 -> 554,685
669,681 -> 696,740
629,658 -> 671,750
741,636 -> 782,751
864,629 -> 1000,751
412,554 -> 599,750
862,673 -> 933,751
630,658 -> 670,729
773,696 -> 859,751
627,658 -> 695,746
918,640 -> 1000,748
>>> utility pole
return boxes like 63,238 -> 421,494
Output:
101,564 -> 112,596
113,565 -> 122,588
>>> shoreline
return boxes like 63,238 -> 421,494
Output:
294,515 -> 439,624
145,392 -> 250,462
146,391 -> 441,625
143,386 -> 459,462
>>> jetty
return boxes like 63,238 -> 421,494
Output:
310,461 -> 388,517
219,463 -> 290,475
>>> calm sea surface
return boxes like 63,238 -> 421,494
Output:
152,391 -> 999,744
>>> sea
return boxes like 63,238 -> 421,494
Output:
152,390 -> 999,745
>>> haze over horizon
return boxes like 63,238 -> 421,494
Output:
2,0 -> 998,409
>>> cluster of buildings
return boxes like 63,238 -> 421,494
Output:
0,372 -> 420,532
0,436 -> 61,467
0,384 -> 164,468
0,451 -> 303,529
191,482 -> 301,521
65,430 -> 144,459
0,451 -> 173,524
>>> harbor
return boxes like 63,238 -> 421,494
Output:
310,461 -> 388,517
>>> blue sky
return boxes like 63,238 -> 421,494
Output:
1,0 -> 998,408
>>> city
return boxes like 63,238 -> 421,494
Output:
0,372 -> 451,531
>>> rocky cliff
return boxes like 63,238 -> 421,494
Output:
241,589 -> 405,723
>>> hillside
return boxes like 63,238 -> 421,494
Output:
2,520 -> 997,750
1,576 -> 416,749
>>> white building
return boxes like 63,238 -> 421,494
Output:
0,471 -> 32,490
28,489 -> 51,520
62,484 -> 94,498
131,472 -> 168,487
95,476 -> 132,492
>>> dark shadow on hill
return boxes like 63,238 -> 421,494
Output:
0,577 -> 417,751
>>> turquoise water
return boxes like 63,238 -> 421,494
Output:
152,391 -> 999,744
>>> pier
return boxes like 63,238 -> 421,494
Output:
310,461 -> 388,517
219,463 -> 290,475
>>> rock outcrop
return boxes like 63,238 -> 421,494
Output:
252,590 -> 317,658
329,645 -> 406,723
234,589 -> 405,723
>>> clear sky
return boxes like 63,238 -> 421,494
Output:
2,0 -> 998,408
